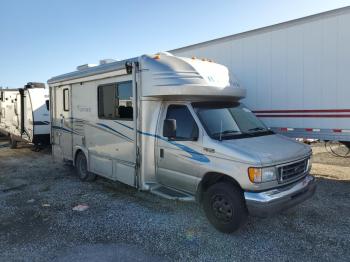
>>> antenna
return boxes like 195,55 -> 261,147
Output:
219,119 -> 223,141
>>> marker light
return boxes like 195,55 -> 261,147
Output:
154,54 -> 160,60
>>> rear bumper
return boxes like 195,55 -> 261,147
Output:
244,175 -> 316,217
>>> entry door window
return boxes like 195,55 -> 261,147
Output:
166,105 -> 199,141
63,89 -> 69,111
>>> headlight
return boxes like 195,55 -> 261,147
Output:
248,166 -> 277,183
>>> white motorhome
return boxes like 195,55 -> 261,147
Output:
0,82 -> 50,148
48,53 -> 315,233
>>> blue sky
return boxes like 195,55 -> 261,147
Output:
0,0 -> 349,87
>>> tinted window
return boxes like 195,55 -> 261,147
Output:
46,100 -> 49,111
98,81 -> 133,120
166,105 -> 198,140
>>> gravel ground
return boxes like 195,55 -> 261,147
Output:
0,139 -> 349,262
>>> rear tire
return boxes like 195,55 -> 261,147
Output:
75,152 -> 96,182
9,136 -> 17,149
203,182 -> 247,233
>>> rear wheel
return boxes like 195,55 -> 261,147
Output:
9,136 -> 17,149
203,182 -> 247,233
75,152 -> 96,182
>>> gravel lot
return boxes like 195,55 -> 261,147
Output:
0,139 -> 349,262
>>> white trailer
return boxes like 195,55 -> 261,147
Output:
171,6 -> 350,143
0,83 -> 50,148
48,53 -> 315,233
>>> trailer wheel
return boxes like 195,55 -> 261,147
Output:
203,182 -> 247,233
76,152 -> 96,182
9,136 -> 17,149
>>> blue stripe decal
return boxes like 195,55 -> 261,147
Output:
56,118 -> 209,163
52,125 -> 79,135
139,131 -> 210,163
96,123 -> 133,141
113,121 -> 133,130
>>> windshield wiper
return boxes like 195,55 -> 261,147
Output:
247,127 -> 266,132
212,130 -> 240,137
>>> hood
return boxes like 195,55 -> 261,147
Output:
221,134 -> 311,166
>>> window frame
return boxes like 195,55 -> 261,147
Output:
97,81 -> 133,121
164,104 -> 199,141
63,88 -> 69,111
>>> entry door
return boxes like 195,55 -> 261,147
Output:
13,93 -> 21,129
55,86 -> 73,160
23,92 -> 33,140
156,104 -> 203,194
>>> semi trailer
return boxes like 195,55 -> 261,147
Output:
171,6 -> 350,143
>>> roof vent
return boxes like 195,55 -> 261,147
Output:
76,64 -> 97,71
99,59 -> 117,65
25,82 -> 45,89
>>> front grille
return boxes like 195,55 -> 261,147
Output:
278,159 -> 308,183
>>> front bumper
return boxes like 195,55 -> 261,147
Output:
244,175 -> 316,217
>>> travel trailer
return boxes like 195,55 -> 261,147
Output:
172,6 -> 350,144
48,53 -> 316,233
0,82 -> 50,148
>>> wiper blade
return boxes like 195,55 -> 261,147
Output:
212,130 -> 240,137
248,127 -> 266,132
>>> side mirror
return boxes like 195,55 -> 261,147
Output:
163,119 -> 176,138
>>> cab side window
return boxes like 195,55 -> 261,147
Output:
166,105 -> 198,141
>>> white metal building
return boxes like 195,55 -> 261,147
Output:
171,6 -> 350,142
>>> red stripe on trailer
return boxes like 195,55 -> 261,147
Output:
305,128 -> 313,132
333,129 -> 342,133
253,109 -> 350,113
280,128 -> 288,132
256,114 -> 350,118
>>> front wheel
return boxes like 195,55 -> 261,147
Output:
203,182 -> 247,233
75,152 -> 96,182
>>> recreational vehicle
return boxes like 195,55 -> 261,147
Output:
0,82 -> 50,148
48,53 -> 316,233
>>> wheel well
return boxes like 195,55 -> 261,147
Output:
196,172 -> 242,203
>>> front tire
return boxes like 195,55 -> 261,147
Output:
203,182 -> 247,233
75,152 -> 96,182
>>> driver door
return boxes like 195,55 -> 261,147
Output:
156,103 -> 204,193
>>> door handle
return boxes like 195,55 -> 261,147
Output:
160,148 -> 164,158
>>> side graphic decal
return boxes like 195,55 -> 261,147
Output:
53,118 -> 210,163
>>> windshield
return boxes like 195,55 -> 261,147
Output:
192,101 -> 273,140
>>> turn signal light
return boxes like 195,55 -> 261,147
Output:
248,167 -> 262,183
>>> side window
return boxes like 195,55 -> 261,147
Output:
166,105 -> 199,140
98,81 -> 133,120
63,89 -> 69,111
46,100 -> 49,111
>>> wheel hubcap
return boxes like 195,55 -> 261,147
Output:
211,195 -> 233,222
